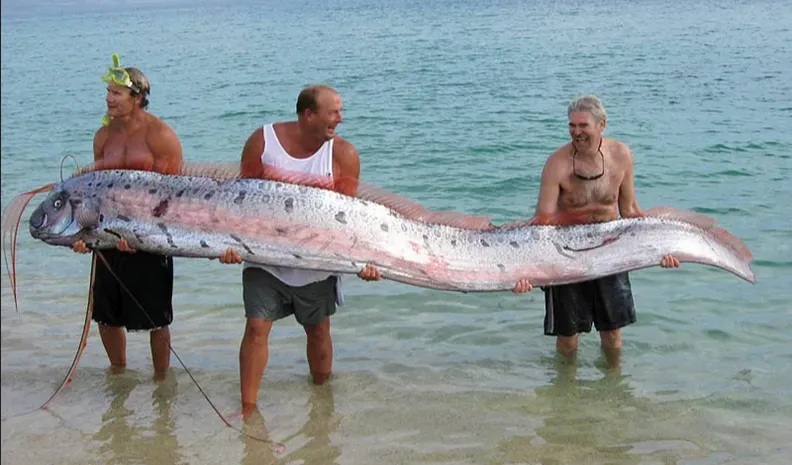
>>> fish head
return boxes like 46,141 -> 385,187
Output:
29,184 -> 100,245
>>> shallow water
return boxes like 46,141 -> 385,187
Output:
2,0 -> 791,463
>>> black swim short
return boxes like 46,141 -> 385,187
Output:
92,249 -> 174,331
543,272 -> 636,337
242,267 -> 337,326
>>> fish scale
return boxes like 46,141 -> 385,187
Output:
26,170 -> 755,292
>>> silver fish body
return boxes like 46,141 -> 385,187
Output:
28,170 -> 755,291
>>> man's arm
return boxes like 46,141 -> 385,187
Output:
331,138 -> 360,197
240,127 -> 265,178
616,145 -> 679,268
332,138 -> 380,280
83,127 -> 110,173
72,128 -> 110,251
215,127 -> 264,264
149,121 -> 184,175
617,146 -> 643,218
530,155 -> 562,225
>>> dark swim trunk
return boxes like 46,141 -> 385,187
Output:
543,272 -> 636,337
242,267 -> 337,326
92,249 -> 174,331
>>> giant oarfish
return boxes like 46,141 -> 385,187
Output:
12,166 -> 755,293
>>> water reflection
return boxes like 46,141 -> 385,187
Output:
497,351 -> 647,465
241,384 -> 341,465
91,370 -> 186,465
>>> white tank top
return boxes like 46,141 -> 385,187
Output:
244,123 -> 343,297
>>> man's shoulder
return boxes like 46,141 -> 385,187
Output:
605,137 -> 630,152
94,124 -> 111,139
332,136 -> 358,158
545,143 -> 573,166
145,112 -> 176,134
604,137 -> 633,162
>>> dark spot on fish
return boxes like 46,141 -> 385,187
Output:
359,200 -> 369,207
107,183 -> 114,189
285,198 -> 294,213
91,193 -> 97,198
99,214 -> 104,223
401,224 -> 408,231
117,215 -> 131,222
88,182 -> 93,187
276,227 -> 288,235
230,234 -> 254,255
234,190 -> 247,205
422,234 -> 429,241
148,188 -> 157,195
335,211 -> 347,224
157,222 -> 178,248
451,239 -> 457,247
152,198 -> 170,218
96,183 -> 102,187
510,241 -> 519,248
381,224 -> 389,232
200,240 -> 209,248
480,239 -> 490,247
124,184 -> 131,190
293,254 -> 303,259
176,189 -> 185,197
103,228 -> 122,239
204,190 -> 215,200
497,264 -> 506,272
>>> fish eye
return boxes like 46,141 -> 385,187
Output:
53,198 -> 63,209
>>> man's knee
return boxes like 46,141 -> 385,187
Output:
556,334 -> 579,355
303,317 -> 331,341
244,318 -> 273,345
599,329 -> 622,349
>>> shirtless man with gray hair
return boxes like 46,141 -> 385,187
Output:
515,95 -> 680,359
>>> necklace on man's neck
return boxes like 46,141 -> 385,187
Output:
572,138 -> 605,181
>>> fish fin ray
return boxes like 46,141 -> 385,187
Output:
40,253 -> 95,409
1,183 -> 56,311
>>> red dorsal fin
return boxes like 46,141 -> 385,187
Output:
253,163 -> 495,231
354,182 -> 494,231
74,161 -> 243,180
644,206 -> 753,261
179,161 -> 241,179
74,161 -> 496,231
643,206 -> 718,229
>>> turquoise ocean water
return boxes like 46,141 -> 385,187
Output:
2,1 -> 791,464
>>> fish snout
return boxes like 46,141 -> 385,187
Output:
29,206 -> 46,230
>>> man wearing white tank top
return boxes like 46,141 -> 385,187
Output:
218,85 -> 381,414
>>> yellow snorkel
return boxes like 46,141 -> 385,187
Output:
101,53 -> 140,126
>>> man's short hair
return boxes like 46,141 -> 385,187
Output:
568,94 -> 607,123
296,85 -> 338,115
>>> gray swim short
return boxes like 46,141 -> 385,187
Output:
242,267 -> 337,326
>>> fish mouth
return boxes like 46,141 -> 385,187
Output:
29,212 -> 77,240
